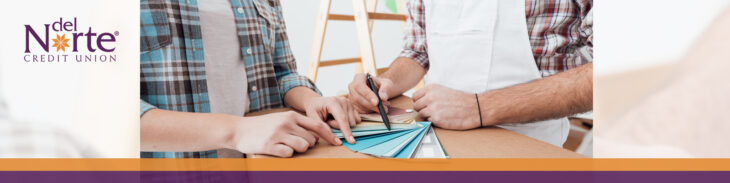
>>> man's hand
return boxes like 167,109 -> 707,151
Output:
413,84 -> 482,130
304,96 -> 360,144
231,111 -> 342,157
348,73 -> 394,114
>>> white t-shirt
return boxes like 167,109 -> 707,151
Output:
199,0 -> 249,157
199,0 -> 250,116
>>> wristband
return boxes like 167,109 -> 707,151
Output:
475,93 -> 483,128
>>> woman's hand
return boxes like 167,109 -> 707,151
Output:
304,96 -> 360,144
230,111 -> 342,157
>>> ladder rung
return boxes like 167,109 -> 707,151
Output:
329,14 -> 356,21
319,58 -> 362,67
328,13 -> 406,21
368,13 -> 407,21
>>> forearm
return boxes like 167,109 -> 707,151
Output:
140,109 -> 237,152
284,86 -> 321,112
380,57 -> 427,98
480,63 -> 593,125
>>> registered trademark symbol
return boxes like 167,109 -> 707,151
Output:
114,31 -> 119,36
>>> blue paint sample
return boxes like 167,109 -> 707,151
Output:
359,122 -> 432,158
338,122 -> 435,158
343,128 -> 419,151
395,122 -> 432,158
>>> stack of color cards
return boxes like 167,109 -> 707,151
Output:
359,107 -> 418,124
333,121 -> 438,158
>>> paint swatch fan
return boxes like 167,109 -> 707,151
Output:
332,107 -> 446,158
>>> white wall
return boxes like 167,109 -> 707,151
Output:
595,0 -> 730,76
281,0 -> 406,96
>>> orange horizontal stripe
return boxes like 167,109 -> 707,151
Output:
0,159 -> 730,171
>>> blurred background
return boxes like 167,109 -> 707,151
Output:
596,0 -> 730,75
0,0 -> 139,158
594,0 -> 730,157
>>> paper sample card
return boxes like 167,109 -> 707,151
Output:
360,106 -> 418,124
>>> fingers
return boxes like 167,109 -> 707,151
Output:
340,97 -> 359,125
350,105 -> 361,124
418,107 -> 433,121
294,114 -> 342,145
326,102 -> 356,144
382,100 -> 391,107
413,96 -> 428,111
288,124 -> 317,147
353,103 -> 373,114
336,120 -> 355,144
374,77 -> 392,101
348,74 -> 380,108
413,88 -> 430,111
344,104 -> 360,127
349,89 -> 379,113
306,131 -> 320,146
412,85 -> 429,101
267,143 -> 294,157
344,99 -> 360,126
380,100 -> 390,114
357,86 -> 380,107
327,119 -> 338,127
280,135 -> 311,153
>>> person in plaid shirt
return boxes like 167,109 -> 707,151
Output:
140,0 -> 359,158
349,0 -> 593,146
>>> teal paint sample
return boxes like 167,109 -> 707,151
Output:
342,128 -> 418,151
333,122 -> 421,138
394,122 -> 432,158
359,124 -> 428,157
338,122 -> 437,158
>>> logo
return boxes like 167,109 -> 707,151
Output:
24,17 -> 118,63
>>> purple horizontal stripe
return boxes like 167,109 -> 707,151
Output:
1,171 -> 729,183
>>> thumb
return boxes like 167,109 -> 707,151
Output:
379,88 -> 389,101
377,80 -> 391,101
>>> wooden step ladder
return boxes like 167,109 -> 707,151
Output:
307,0 -> 407,82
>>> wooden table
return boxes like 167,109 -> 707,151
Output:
246,96 -> 584,158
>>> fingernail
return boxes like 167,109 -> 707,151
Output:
335,137 -> 342,145
347,136 -> 356,144
371,98 -> 378,104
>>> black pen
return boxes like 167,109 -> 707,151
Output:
366,73 -> 391,131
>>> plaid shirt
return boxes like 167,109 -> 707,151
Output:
139,0 -> 319,158
400,0 -> 593,77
